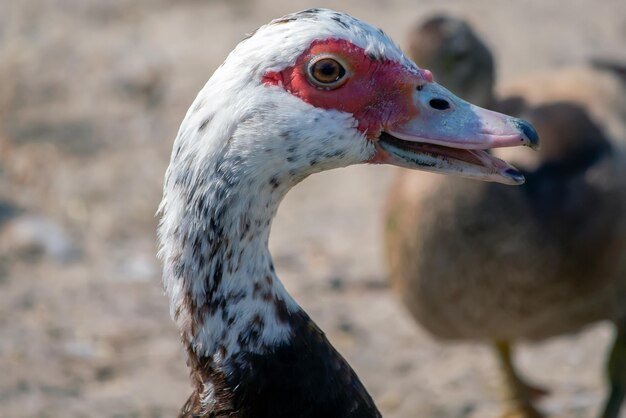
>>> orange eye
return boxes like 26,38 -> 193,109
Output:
307,57 -> 348,89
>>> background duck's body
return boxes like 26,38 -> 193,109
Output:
387,141 -> 626,342
387,14 -> 626,418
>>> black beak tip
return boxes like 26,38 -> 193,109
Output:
512,118 -> 540,150
504,168 -> 525,185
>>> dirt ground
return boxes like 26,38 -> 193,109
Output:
1,0 -> 625,417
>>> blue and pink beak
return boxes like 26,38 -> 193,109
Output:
374,70 -> 538,185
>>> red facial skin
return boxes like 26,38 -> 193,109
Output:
263,39 -> 433,138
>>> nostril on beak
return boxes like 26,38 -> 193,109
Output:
511,118 -> 540,149
429,98 -> 450,111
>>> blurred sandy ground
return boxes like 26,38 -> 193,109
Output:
0,0 -> 625,417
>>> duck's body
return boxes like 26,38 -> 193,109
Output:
158,9 -> 535,417
180,308 -> 378,417
386,15 -> 626,418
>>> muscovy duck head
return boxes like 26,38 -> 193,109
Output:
173,8 -> 537,194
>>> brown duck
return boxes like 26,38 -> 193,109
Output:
386,14 -> 626,418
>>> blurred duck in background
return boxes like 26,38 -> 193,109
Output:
386,15 -> 626,418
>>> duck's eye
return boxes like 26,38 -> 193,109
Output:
307,57 -> 347,89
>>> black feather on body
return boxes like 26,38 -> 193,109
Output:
180,308 -> 381,418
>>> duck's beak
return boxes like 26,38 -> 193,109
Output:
373,82 -> 538,185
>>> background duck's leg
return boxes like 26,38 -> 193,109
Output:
600,320 -> 626,418
494,340 -> 548,418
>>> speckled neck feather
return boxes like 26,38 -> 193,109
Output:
156,8 -> 397,417
159,92 -> 379,418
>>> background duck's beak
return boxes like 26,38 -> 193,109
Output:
374,82 -> 538,185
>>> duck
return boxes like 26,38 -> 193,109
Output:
385,14 -> 626,418
157,9 -> 537,418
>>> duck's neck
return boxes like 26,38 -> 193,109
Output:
158,79 -> 370,364
159,148 -> 301,365
158,74 -> 378,413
